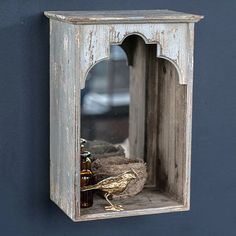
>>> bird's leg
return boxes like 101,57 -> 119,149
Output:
104,193 -> 124,212
104,193 -> 114,207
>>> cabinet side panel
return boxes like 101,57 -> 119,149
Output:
184,23 -> 195,207
156,59 -> 187,202
156,23 -> 194,205
50,20 -> 76,219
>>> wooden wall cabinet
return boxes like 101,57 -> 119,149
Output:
44,10 -> 203,221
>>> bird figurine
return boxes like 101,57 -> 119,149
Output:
81,169 -> 138,211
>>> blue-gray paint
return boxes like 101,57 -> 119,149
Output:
0,0 -> 235,235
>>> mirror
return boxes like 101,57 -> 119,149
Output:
81,45 -> 130,150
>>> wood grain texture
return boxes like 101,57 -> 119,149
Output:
156,59 -> 187,202
126,36 -> 159,187
50,20 -> 80,219
79,189 -> 185,221
182,23 -> 195,207
145,44 -> 159,187
73,23 -> 194,88
127,36 -> 146,161
44,10 -> 203,24
47,10 -> 202,221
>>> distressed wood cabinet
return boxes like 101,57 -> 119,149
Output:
45,10 -> 203,221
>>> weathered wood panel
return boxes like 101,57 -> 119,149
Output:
75,23 -> 195,88
50,20 -> 78,219
156,58 -> 187,202
145,44 -> 159,187
44,10 -> 203,24
122,36 -> 158,187
183,23 -> 195,208
127,36 -> 146,161
79,189 -> 185,221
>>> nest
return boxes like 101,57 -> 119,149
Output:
86,140 -> 125,160
92,155 -> 147,199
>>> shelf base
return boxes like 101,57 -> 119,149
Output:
78,189 -> 187,221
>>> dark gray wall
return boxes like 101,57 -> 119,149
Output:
0,0 -> 235,235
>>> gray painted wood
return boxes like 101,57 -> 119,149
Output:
79,189 -> 184,221
49,20 -> 81,219
50,20 -> 75,218
44,10 -> 203,24
156,59 -> 187,202
128,36 -> 146,161
45,10 -> 202,221
58,22 -> 196,88
145,44 -> 159,187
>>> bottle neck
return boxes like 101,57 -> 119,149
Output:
81,151 -> 92,171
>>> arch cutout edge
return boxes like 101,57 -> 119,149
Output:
80,33 -> 184,89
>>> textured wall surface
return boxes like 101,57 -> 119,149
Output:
0,1 -> 235,235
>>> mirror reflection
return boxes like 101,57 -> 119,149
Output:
81,45 -> 130,148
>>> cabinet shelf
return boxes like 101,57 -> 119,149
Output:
80,189 -> 184,221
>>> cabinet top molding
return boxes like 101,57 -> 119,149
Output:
44,10 -> 203,24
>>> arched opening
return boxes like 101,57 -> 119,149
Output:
81,34 -> 186,195
81,45 -> 130,147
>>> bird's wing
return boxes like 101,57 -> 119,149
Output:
81,183 -> 99,191
98,175 -> 122,185
100,178 -> 129,194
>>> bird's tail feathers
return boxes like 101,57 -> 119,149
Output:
81,184 -> 99,191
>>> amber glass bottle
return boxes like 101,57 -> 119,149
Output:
80,150 -> 94,208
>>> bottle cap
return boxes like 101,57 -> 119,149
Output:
80,138 -> 87,145
81,151 -> 91,158
80,138 -> 87,153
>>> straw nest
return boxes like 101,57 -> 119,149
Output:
91,155 -> 147,199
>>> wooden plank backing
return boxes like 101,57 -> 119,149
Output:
127,36 -> 146,161
145,44 -> 158,187
123,36 -> 159,188
156,58 -> 187,202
